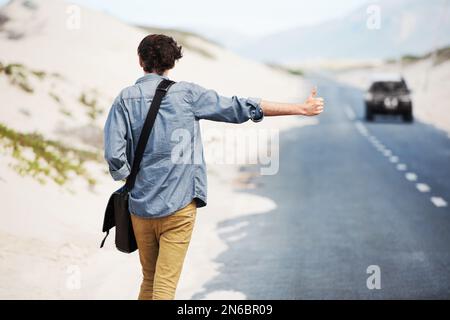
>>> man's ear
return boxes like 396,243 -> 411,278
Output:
138,56 -> 144,69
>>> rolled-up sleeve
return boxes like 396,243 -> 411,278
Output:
104,97 -> 130,181
187,83 -> 263,123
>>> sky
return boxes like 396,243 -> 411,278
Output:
0,0 -> 372,37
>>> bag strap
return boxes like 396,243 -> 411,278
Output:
100,230 -> 109,248
125,79 -> 175,191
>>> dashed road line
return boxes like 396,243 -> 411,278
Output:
353,118 -> 447,209
376,145 -> 386,152
383,149 -> 392,157
345,106 -> 356,120
405,172 -> 418,181
416,183 -> 431,193
389,156 -> 399,163
371,139 -> 380,146
431,197 -> 448,208
354,122 -> 368,136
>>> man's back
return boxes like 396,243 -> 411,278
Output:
104,73 -> 262,218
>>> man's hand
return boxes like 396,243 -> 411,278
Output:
260,87 -> 325,117
300,87 -> 325,116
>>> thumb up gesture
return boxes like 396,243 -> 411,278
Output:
301,87 -> 325,116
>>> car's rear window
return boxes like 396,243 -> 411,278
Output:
370,81 -> 408,92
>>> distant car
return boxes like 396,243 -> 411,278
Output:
364,74 -> 413,122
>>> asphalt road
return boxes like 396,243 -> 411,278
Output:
193,76 -> 450,299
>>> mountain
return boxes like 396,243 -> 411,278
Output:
237,0 -> 450,64
184,25 -> 256,50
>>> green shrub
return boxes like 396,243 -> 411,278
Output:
266,63 -> 304,76
0,123 -> 101,186
2,63 -> 34,93
49,92 -> 62,104
79,91 -> 104,121
59,108 -> 73,118
32,70 -> 46,79
0,62 -> 47,93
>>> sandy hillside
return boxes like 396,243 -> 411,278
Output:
0,0 -> 314,299
334,57 -> 450,135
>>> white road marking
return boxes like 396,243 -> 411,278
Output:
405,172 -> 418,181
416,183 -> 431,193
389,156 -> 399,163
361,133 -> 445,209
371,139 -> 380,145
377,147 -> 387,154
354,122 -> 368,135
431,197 -> 448,208
369,137 -> 388,153
383,149 -> 392,157
345,106 -> 356,120
359,132 -> 446,210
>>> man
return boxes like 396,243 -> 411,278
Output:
104,34 -> 324,300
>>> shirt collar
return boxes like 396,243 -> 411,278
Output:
135,73 -> 169,84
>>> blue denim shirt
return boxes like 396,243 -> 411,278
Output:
104,73 -> 263,218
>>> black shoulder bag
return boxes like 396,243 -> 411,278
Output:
100,79 -> 175,253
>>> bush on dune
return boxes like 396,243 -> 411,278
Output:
0,123 -> 101,187
0,61 -> 48,93
387,46 -> 450,66
79,90 -> 104,121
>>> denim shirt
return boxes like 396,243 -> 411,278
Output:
104,73 -> 263,218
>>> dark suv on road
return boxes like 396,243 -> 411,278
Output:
364,75 -> 413,122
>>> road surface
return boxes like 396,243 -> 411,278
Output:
193,76 -> 450,299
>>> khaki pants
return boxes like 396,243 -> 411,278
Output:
131,200 -> 197,300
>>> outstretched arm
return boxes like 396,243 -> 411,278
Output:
261,88 -> 325,117
189,83 -> 325,123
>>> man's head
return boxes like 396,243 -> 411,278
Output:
137,34 -> 183,75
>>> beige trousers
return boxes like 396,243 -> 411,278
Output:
131,200 -> 197,300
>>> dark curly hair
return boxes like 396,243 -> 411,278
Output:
137,34 -> 183,75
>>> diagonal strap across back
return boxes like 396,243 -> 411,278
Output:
100,78 -> 174,251
125,79 -> 175,191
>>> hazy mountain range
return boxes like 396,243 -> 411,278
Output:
232,0 -> 450,64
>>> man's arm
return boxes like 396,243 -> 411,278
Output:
189,82 -> 263,123
261,88 -> 325,117
189,83 -> 324,123
104,98 -> 131,181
